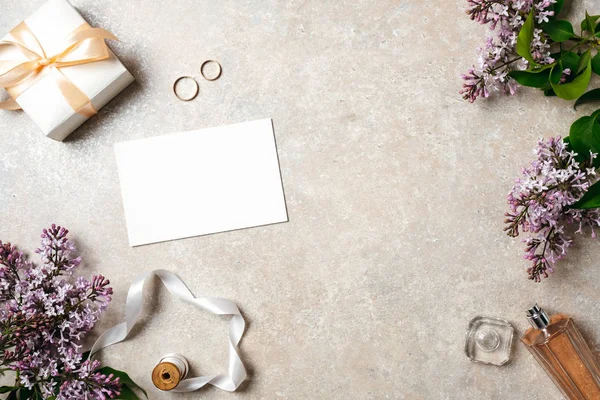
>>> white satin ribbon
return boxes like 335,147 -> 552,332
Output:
89,269 -> 247,392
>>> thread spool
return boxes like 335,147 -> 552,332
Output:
152,353 -> 189,391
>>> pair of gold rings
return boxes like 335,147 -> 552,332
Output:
173,60 -> 222,102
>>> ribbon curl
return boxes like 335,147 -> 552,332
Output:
0,21 -> 118,116
89,269 -> 248,393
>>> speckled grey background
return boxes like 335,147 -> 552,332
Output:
2,0 -> 600,399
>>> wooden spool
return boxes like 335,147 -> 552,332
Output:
152,361 -> 182,391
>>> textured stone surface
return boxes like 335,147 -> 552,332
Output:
2,0 -> 600,398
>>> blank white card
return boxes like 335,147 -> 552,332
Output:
115,119 -> 288,246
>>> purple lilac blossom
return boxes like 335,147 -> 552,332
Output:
461,0 -> 556,102
0,224 -> 120,399
504,137 -> 600,281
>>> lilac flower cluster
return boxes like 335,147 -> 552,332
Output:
504,137 -> 600,281
461,0 -> 556,102
0,225 -> 120,399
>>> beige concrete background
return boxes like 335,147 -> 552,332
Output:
2,0 -> 600,398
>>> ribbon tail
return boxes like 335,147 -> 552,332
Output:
64,27 -> 118,45
0,97 -> 20,110
172,375 -> 217,392
89,271 -> 151,357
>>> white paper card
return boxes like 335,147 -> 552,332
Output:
115,119 -> 288,246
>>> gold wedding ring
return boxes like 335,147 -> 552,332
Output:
173,76 -> 199,101
200,60 -> 222,81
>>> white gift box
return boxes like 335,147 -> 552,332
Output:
1,0 -> 134,141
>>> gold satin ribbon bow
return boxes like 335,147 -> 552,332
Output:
0,21 -> 118,117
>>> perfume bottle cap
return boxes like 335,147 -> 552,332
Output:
526,303 -> 550,330
465,316 -> 514,366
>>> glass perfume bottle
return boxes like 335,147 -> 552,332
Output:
521,304 -> 600,399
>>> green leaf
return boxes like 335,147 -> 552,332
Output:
560,51 -> 580,72
550,61 -> 563,84
578,50 -> 593,74
6,391 -> 17,400
543,84 -> 556,96
542,20 -> 575,42
0,387 -> 18,394
551,58 -> 592,99
97,367 -> 147,398
563,136 -> 590,163
509,69 -> 550,88
592,52 -> 600,75
548,53 -> 579,86
529,63 -> 555,73
569,113 -> 600,159
553,0 -> 565,17
572,180 -> 600,209
569,115 -> 595,154
574,89 -> 600,110
17,387 -> 34,400
582,12 -> 600,34
16,386 -> 44,400
516,11 -> 537,64
588,12 -> 597,34
116,384 -> 141,400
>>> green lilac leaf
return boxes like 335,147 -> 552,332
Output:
542,82 -> 556,96
572,180 -> 600,209
585,125 -> 600,169
550,62 -> 563,84
115,384 -> 140,400
563,136 -> 578,158
553,0 -> 565,16
569,115 -> 595,154
582,12 -> 599,34
568,113 -> 600,162
97,367 -> 148,398
560,51 -> 580,72
591,52 -> 600,75
529,63 -> 555,73
509,70 -> 550,88
578,50 -> 592,74
580,15 -> 597,32
551,58 -> 592,100
6,390 -> 17,400
574,88 -> 600,110
17,387 -> 34,400
542,20 -> 575,42
516,11 -> 537,64
0,387 -> 18,393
